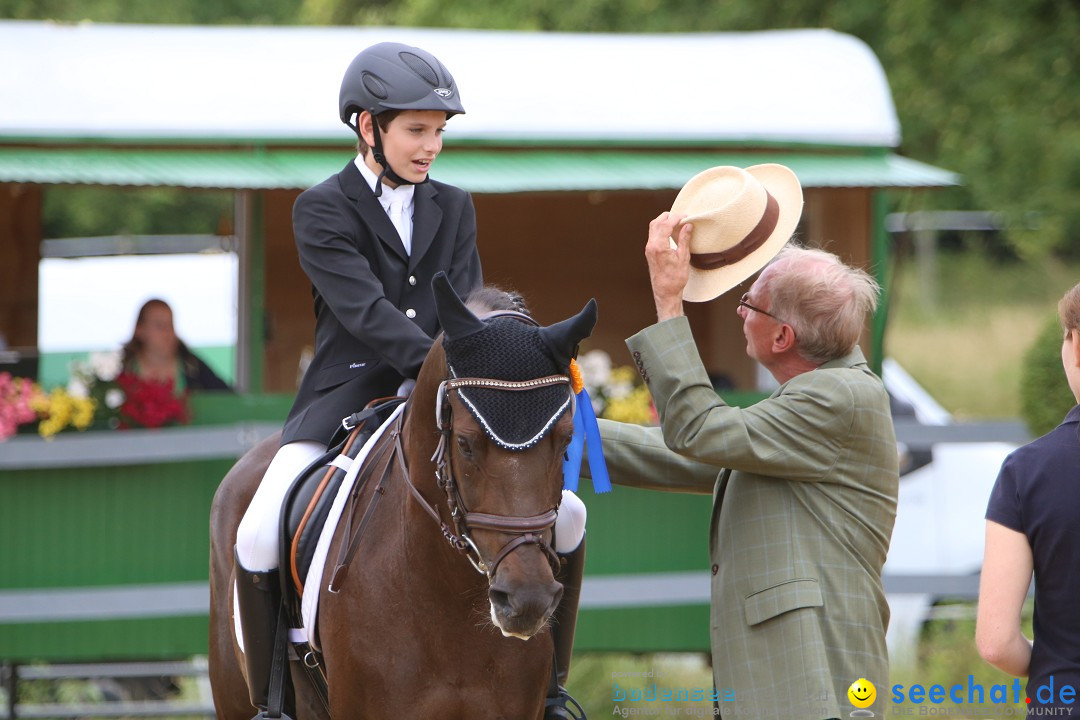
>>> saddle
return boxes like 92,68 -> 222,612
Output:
278,398 -> 404,623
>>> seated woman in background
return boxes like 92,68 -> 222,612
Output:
122,298 -> 231,392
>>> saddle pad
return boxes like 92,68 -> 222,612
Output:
287,422 -> 377,596
296,402 -> 405,647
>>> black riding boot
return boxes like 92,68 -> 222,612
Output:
545,537 -> 587,720
234,547 -> 281,714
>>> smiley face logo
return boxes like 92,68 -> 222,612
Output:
848,678 -> 876,709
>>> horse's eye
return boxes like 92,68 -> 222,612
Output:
456,435 -> 474,458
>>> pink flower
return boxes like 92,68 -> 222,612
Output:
0,372 -> 41,441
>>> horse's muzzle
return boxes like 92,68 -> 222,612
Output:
488,577 -> 563,639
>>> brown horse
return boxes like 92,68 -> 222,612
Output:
209,277 -> 596,719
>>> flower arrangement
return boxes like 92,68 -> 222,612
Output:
114,370 -> 189,428
0,350 -> 191,441
576,349 -> 657,426
0,371 -> 43,440
68,350 -> 189,430
65,351 -> 124,430
31,384 -> 97,438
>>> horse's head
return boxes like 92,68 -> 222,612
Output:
404,274 -> 596,639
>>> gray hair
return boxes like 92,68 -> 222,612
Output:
760,246 -> 881,364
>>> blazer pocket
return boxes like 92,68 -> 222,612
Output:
314,360 -> 379,391
743,578 -> 823,627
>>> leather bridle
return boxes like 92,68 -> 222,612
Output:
400,309 -> 570,580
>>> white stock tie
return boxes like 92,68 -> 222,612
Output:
386,198 -> 411,256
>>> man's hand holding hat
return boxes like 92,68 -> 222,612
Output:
644,212 -> 693,322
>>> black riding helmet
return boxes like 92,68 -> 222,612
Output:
339,42 -> 465,195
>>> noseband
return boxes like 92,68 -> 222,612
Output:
401,310 -> 570,580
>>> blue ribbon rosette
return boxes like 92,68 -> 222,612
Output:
562,360 -> 611,494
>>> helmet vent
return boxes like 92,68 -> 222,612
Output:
361,74 -> 389,100
399,51 -> 441,88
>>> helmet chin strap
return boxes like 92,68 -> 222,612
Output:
368,119 -> 428,199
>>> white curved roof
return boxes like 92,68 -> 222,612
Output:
1,21 -> 899,147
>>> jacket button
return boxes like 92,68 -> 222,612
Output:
408,275 -> 417,286
711,564 -> 719,576
405,308 -> 416,319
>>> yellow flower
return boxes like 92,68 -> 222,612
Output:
576,349 -> 657,426
28,390 -> 50,415
602,385 -> 655,425
72,395 -> 97,430
608,366 -> 638,391
32,387 -> 97,438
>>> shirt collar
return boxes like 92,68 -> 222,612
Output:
819,345 -> 868,371
354,154 -> 414,209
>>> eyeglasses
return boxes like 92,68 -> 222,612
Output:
739,293 -> 788,324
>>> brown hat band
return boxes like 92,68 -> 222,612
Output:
689,191 -> 780,270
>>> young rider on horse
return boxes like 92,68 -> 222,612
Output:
232,42 -> 588,718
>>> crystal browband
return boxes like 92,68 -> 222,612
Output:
444,375 -> 570,392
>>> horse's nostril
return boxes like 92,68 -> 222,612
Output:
548,585 -> 564,616
489,588 -> 513,615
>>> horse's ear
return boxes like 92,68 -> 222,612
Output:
432,272 -> 486,341
539,298 -> 598,370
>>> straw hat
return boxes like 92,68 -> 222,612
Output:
672,163 -> 803,302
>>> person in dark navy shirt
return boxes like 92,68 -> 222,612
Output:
978,280 -> 1080,712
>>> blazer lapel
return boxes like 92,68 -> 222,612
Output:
338,161 -> 409,263
408,182 -> 442,273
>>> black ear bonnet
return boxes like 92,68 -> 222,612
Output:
444,319 -> 571,449
433,273 -> 597,450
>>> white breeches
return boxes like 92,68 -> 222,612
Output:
235,440 -> 588,572
235,440 -> 325,572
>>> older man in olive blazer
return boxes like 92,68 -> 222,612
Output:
596,210 -> 899,720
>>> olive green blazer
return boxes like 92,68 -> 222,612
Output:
597,317 -> 899,720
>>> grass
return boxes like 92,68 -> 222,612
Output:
885,252 -> 1080,419
568,652 -> 717,717
565,601 -> 1035,717
888,600 -> 1034,714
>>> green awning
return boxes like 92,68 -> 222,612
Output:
0,147 -> 959,192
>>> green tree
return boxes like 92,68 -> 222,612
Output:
41,187 -> 233,238
874,0 -> 1080,259
0,0 -> 302,24
1019,314 -> 1075,436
